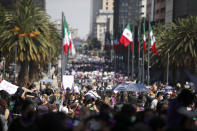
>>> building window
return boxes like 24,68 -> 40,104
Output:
106,2 -> 108,6
106,7 -> 108,10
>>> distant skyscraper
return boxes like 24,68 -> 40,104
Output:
34,0 -> 46,10
96,0 -> 114,49
0,0 -> 46,10
128,0 -> 140,24
139,0 -> 147,18
89,0 -> 102,39
114,0 -> 146,35
146,0 -> 197,24
0,0 -> 16,9
113,0 -> 129,36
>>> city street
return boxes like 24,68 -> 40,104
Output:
0,0 -> 197,131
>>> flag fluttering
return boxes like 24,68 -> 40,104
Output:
120,24 -> 133,47
149,24 -> 157,55
62,15 -> 72,55
143,23 -> 147,54
120,24 -> 133,52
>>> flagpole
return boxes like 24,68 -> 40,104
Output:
142,19 -> 145,84
147,19 -> 150,86
123,18 -> 125,71
61,12 -> 65,82
142,44 -> 144,84
128,39 -> 130,79
131,25 -> 135,80
167,49 -> 169,85
138,19 -> 141,83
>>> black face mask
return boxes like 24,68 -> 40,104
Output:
27,111 -> 35,119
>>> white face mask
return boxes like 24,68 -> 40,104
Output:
187,107 -> 192,111
160,96 -> 163,101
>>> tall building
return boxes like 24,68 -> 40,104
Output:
146,0 -> 197,25
34,0 -> 46,10
146,0 -> 165,23
96,0 -> 114,48
140,0 -> 147,18
54,19 -> 79,39
147,0 -> 197,25
113,0 -> 130,36
128,0 -> 140,24
114,0 -> 146,35
0,0 -> 46,10
173,0 -> 197,19
146,0 -> 154,21
0,0 -> 16,9
165,0 -> 173,25
89,0 -> 102,39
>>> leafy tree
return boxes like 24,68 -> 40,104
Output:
151,16 -> 197,83
87,38 -> 102,50
0,0 -> 60,84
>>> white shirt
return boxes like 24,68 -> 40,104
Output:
85,90 -> 99,100
151,99 -> 158,110
59,105 -> 68,114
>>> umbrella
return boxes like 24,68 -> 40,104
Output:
113,83 -> 150,93
40,77 -> 53,83
134,83 -> 150,93
113,83 -> 133,92
165,86 -> 173,90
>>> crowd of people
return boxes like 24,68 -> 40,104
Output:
0,60 -> 197,131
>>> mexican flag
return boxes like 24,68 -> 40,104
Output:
67,25 -> 72,50
149,24 -> 157,55
143,22 -> 147,54
62,16 -> 69,55
62,16 -> 72,55
120,24 -> 133,47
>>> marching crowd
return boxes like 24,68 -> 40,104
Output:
0,61 -> 197,131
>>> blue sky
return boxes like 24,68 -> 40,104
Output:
46,0 -> 91,38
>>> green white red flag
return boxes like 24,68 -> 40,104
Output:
149,24 -> 157,55
143,22 -> 147,54
120,24 -> 133,47
62,15 -> 72,55
67,26 -> 72,50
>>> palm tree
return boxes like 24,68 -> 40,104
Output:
0,0 -> 60,85
29,23 -> 61,82
152,16 -> 197,83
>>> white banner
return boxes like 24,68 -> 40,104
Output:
0,80 -> 18,95
63,75 -> 74,90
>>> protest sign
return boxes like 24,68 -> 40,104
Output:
63,75 -> 74,89
0,80 -> 18,95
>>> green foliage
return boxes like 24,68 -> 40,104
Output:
0,0 -> 60,83
87,38 -> 102,50
151,16 -> 197,82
